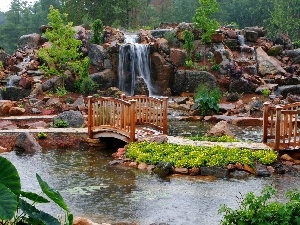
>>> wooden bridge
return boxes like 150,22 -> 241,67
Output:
87,94 -> 168,143
263,102 -> 300,151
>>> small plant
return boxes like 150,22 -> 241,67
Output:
194,52 -> 203,61
261,89 -> 271,97
38,132 -> 47,139
91,19 -> 104,45
56,86 -> 68,97
54,119 -> 69,128
185,59 -> 194,67
194,84 -> 222,116
0,61 -> 3,70
198,65 -> 208,71
219,186 -> 300,225
183,30 -> 194,63
0,156 -> 73,225
211,62 -> 220,71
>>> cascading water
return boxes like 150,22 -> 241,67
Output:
118,34 -> 154,96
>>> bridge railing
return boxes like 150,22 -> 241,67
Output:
263,102 -> 300,151
87,96 -> 136,142
121,94 -> 168,134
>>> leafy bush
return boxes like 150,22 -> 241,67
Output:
56,86 -> 68,97
0,156 -> 73,225
211,62 -> 220,71
126,142 -> 278,168
91,19 -> 104,45
183,30 -> 194,62
38,132 -> 47,139
219,186 -> 300,225
185,59 -> 194,67
194,84 -> 222,115
189,135 -> 239,142
38,6 -> 82,80
261,89 -> 271,97
54,120 -> 69,128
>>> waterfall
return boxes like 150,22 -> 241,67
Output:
118,35 -> 153,96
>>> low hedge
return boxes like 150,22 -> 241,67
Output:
126,142 -> 278,168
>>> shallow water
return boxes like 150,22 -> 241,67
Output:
2,147 -> 300,225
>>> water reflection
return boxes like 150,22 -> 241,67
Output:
2,148 -> 300,225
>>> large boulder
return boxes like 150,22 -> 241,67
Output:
171,70 -> 217,95
170,48 -> 186,66
256,47 -> 286,76
206,121 -> 234,137
88,44 -> 111,71
90,69 -> 118,91
2,86 -> 31,101
15,132 -> 42,153
150,52 -> 173,96
53,110 -> 84,128
18,33 -> 42,49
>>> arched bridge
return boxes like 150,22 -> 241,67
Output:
87,94 -> 168,143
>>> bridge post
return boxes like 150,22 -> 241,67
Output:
262,102 -> 270,143
87,96 -> 93,138
274,106 -> 282,151
162,97 -> 168,134
129,100 -> 136,142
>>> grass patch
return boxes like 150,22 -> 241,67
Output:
188,135 -> 239,142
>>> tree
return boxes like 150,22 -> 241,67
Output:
193,0 -> 220,43
269,0 -> 300,41
38,6 -> 82,85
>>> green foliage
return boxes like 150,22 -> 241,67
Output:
182,30 -> 194,62
54,120 -> 69,128
219,186 -> 300,225
55,86 -> 68,97
185,59 -> 194,68
91,19 -> 104,45
38,132 -> 47,139
210,60 -> 220,71
189,135 -> 239,142
126,142 -> 278,168
261,89 -> 271,97
193,0 -> 220,43
0,61 -> 3,70
194,84 -> 222,115
72,57 -> 97,95
0,156 -> 72,225
38,6 -> 82,79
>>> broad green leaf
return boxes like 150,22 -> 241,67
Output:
0,156 -> 21,196
20,191 -> 50,203
19,199 -> 61,225
0,183 -> 18,220
68,213 -> 74,225
36,174 -> 69,212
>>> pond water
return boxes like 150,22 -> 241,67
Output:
2,146 -> 300,225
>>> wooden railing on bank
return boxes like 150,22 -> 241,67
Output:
87,95 -> 168,142
263,102 -> 300,151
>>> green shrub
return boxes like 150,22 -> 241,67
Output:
183,30 -> 194,62
194,84 -> 222,115
0,156 -> 73,225
55,86 -> 68,97
91,19 -> 104,45
38,132 -> 47,139
54,120 -> 69,128
261,89 -> 271,97
185,59 -> 194,67
219,186 -> 300,225
126,142 -> 278,168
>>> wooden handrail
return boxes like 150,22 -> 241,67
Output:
263,101 -> 300,151
88,95 -> 168,142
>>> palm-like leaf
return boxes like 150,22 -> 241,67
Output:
20,191 -> 50,203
